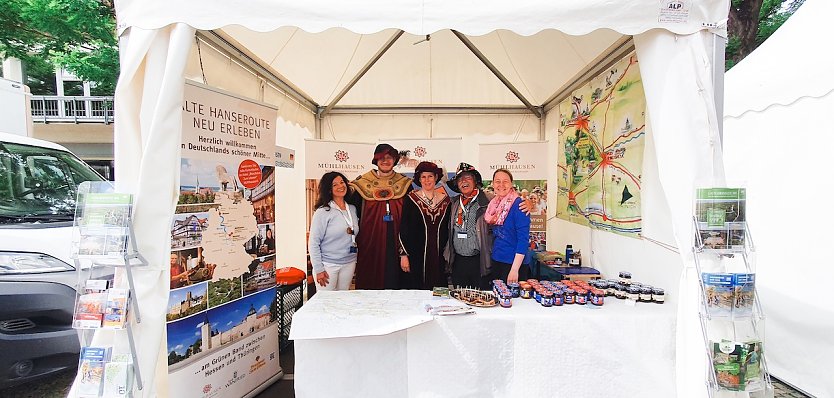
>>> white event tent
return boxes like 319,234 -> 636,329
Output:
723,0 -> 834,396
109,1 -> 729,396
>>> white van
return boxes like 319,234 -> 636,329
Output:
0,132 -> 107,388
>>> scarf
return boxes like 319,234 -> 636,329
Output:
485,189 -> 519,226
456,190 -> 479,226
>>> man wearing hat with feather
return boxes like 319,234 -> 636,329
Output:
347,143 -> 412,289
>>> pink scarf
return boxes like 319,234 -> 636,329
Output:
485,189 -> 519,225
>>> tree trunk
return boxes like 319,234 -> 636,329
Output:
728,0 -> 765,65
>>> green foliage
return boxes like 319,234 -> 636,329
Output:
726,0 -> 805,70
0,0 -> 117,93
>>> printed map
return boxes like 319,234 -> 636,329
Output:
202,191 -> 258,279
556,53 -> 645,236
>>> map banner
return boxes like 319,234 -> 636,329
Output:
556,52 -> 645,237
480,142 -> 549,250
169,81 -> 280,398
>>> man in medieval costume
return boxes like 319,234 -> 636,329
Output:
348,143 -> 412,289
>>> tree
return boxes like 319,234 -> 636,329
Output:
0,0 -> 118,93
727,0 -> 805,69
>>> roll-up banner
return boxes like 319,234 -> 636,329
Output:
479,141 -> 549,250
384,138 -> 462,181
168,82 -> 280,397
275,146 -> 295,168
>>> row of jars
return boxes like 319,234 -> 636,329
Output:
493,279 -> 606,308
595,275 -> 665,304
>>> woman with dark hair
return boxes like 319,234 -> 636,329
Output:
487,168 -> 531,284
399,161 -> 451,289
308,171 -> 359,291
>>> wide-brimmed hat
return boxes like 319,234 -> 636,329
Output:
449,162 -> 483,193
413,161 -> 443,181
372,143 -> 400,165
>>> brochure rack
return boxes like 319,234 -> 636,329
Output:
71,182 -> 147,397
692,187 -> 773,397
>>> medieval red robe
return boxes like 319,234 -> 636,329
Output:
348,170 -> 412,289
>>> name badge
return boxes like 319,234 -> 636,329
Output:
456,232 -> 468,239
383,214 -> 393,222
349,246 -> 358,254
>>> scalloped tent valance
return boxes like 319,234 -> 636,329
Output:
116,0 -> 729,37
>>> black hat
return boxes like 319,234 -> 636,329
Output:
372,143 -> 400,165
413,161 -> 443,181
449,162 -> 483,193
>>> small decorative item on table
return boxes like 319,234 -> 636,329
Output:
450,288 -> 498,307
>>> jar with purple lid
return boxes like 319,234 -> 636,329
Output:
541,291 -> 554,307
508,282 -> 520,298
639,287 -> 653,302
499,292 -> 513,308
591,289 -> 605,306
553,291 -> 564,306
652,288 -> 665,304
627,286 -> 640,301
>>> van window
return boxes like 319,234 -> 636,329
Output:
0,142 -> 104,223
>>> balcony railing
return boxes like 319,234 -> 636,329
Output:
30,95 -> 115,124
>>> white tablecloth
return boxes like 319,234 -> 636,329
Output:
292,290 -> 676,398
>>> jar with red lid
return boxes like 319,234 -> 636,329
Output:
520,284 -> 533,299
564,289 -> 576,304
575,288 -> 588,305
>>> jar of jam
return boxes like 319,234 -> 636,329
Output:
497,292 -> 511,307
520,284 -> 533,299
606,283 -> 618,297
508,282 -> 520,298
534,288 -> 543,303
639,287 -> 653,302
564,289 -> 576,304
541,291 -> 554,307
619,271 -> 632,285
575,288 -> 588,305
591,289 -> 605,306
652,288 -> 665,304
627,286 -> 640,301
552,291 -> 564,306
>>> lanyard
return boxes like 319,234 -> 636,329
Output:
331,201 -> 356,245
458,191 -> 478,229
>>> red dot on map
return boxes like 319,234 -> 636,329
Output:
237,159 -> 262,189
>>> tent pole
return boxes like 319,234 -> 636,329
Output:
451,30 -> 542,119
707,33 -> 726,146
319,30 -> 405,118
539,109 -> 546,141
315,107 -> 323,139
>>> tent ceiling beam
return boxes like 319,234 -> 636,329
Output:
197,30 -> 320,113
319,30 -> 405,118
542,36 -> 634,113
451,30 -> 543,119
327,105 -> 533,115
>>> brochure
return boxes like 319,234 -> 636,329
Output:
102,288 -> 129,329
74,192 -> 133,259
73,292 -> 107,329
78,347 -> 110,397
422,299 -> 475,316
733,273 -> 756,318
702,273 -> 734,318
694,188 -> 746,250
711,339 -> 764,392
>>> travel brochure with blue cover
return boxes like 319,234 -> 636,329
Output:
702,272 -> 756,318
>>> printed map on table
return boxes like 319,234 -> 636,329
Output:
202,191 -> 258,279
289,290 -> 434,340
556,52 -> 645,237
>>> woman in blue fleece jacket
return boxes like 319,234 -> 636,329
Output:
308,171 -> 359,291
486,169 -> 531,284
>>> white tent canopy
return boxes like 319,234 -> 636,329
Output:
724,0 -> 834,396
108,1 -> 729,396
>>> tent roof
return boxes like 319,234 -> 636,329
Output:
724,0 -> 833,118
119,0 -> 729,112
116,0 -> 729,37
